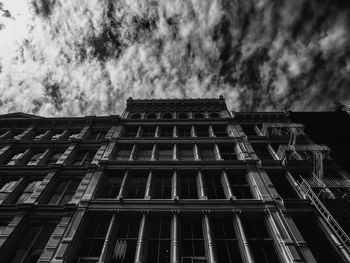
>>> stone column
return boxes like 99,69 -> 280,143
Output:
171,212 -> 180,263
135,213 -> 148,263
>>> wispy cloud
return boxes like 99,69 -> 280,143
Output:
0,0 -> 349,116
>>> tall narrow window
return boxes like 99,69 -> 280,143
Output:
8,224 -> 55,263
123,126 -> 138,137
142,126 -> 156,137
98,171 -> 124,198
157,145 -> 174,161
227,170 -> 253,199
178,126 -> 191,137
218,144 -> 237,160
73,150 -> 96,165
241,218 -> 281,263
146,217 -> 171,263
267,171 -> 298,199
112,217 -> 140,263
292,216 -> 344,263
240,124 -> 256,136
48,179 -> 81,204
212,218 -> 243,263
178,145 -> 194,161
16,180 -> 41,204
179,170 -> 198,199
114,144 -> 132,161
159,126 -> 174,137
203,170 -> 225,199
212,125 -> 228,137
75,216 -> 110,262
0,178 -> 18,203
181,218 -> 206,262
195,126 -> 209,137
135,145 -> 153,161
198,145 -> 215,161
152,171 -> 172,199
125,171 -> 147,198
252,144 -> 273,160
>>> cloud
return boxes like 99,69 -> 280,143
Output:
0,0 -> 349,116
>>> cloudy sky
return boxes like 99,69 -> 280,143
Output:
0,0 -> 349,116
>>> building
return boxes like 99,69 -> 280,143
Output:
0,97 -> 349,263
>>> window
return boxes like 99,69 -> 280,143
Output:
241,218 -> 281,263
178,112 -> 189,119
292,216 -> 344,263
73,150 -> 96,165
27,152 -> 44,165
178,126 -> 191,137
193,112 -> 205,119
68,131 -> 81,140
240,124 -> 256,136
157,145 -> 173,161
0,220 -> 9,235
16,180 -> 41,203
162,113 -> 173,119
267,171 -> 298,199
12,130 -> 25,140
146,112 -> 158,119
159,126 -> 174,137
124,126 -> 138,137
130,113 -> 142,119
181,218 -> 206,261
48,179 -> 81,204
212,218 -> 243,263
8,224 -> 55,263
7,152 -> 25,165
135,145 -> 153,161
209,112 -> 221,118
142,126 -> 156,137
146,217 -> 171,263
152,171 -> 172,199
50,130 -> 65,140
98,171 -> 124,198
195,126 -> 209,137
218,144 -> 237,160
125,170 -> 147,198
253,144 -> 273,160
227,171 -> 253,199
198,145 -> 215,161
203,170 -> 225,199
178,145 -> 194,161
179,170 -> 198,199
75,216 -> 110,261
88,130 -> 107,140
114,144 -> 132,161
34,130 -> 47,140
47,152 -> 63,164
112,216 -> 140,263
0,178 -> 18,203
212,125 -> 228,137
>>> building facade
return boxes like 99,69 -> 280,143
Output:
0,97 -> 349,263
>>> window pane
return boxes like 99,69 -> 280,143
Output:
125,171 -> 147,199
98,171 -> 124,198
157,146 -> 173,161
203,171 -> 225,199
178,145 -> 194,161
179,171 -> 198,199
115,144 -> 132,161
199,146 -> 215,161
227,170 -> 253,199
219,144 -> 237,160
135,145 -> 152,161
153,171 -> 172,199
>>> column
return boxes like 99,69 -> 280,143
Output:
235,212 -> 254,263
151,144 -> 157,161
145,170 -> 153,199
117,170 -> 129,200
136,126 -> 142,138
194,144 -> 200,161
221,170 -> 234,199
198,170 -> 207,200
171,212 -> 180,263
172,170 -> 179,199
155,126 -> 160,138
98,211 -> 118,263
214,144 -> 222,160
203,213 -> 217,263
129,144 -> 137,161
135,213 -> 148,263
209,125 -> 215,137
174,144 -> 178,161
174,126 -> 178,138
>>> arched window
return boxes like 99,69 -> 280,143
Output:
209,112 -> 220,118
146,113 -> 158,119
178,112 -> 189,119
130,113 -> 142,119
162,113 -> 173,119
193,112 -> 205,119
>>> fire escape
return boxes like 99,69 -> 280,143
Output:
263,123 -> 350,254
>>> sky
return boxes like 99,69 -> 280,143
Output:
0,0 -> 349,117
